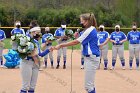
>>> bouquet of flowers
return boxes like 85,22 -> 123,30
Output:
46,35 -> 56,42
65,29 -> 75,40
11,34 -> 36,59
11,34 -> 24,41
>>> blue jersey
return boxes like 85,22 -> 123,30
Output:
11,28 -> 25,35
127,31 -> 140,44
42,33 -> 53,45
26,29 -> 30,37
97,31 -> 109,44
0,29 -> 6,40
110,31 -> 127,45
77,26 -> 100,56
54,28 -> 65,36
54,28 -> 67,41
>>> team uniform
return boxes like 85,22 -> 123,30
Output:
20,28 -> 50,93
77,26 -> 100,93
54,27 -> 68,68
127,30 -> 140,69
42,33 -> 54,68
0,29 -> 6,66
97,31 -> 109,69
11,28 -> 25,50
110,31 -> 127,69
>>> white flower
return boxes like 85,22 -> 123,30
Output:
22,49 -> 27,53
27,37 -> 31,41
19,37 -> 27,46
18,46 -> 23,53
68,30 -> 73,35
11,36 -> 15,40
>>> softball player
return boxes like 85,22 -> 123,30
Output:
127,25 -> 140,70
0,29 -> 6,67
20,26 -> 52,93
11,21 -> 25,50
55,13 -> 100,93
54,22 -> 68,69
41,27 -> 54,68
110,25 -> 127,70
97,25 -> 109,70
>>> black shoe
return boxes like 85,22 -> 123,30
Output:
56,65 -> 60,69
63,65 -> 66,69
104,67 -> 108,70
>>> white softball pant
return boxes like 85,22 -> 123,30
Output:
12,41 -> 18,50
84,55 -> 100,92
112,44 -> 125,60
44,45 -> 53,62
100,44 -> 108,61
129,44 -> 140,60
20,59 -> 39,91
57,41 -> 67,61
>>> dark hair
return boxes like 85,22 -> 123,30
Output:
80,13 -> 97,27
29,20 -> 39,28
61,20 -> 66,25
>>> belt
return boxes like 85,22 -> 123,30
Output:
113,43 -> 123,45
62,39 -> 67,41
25,56 -> 34,61
130,43 -> 139,44
46,43 -> 52,46
85,55 -> 100,57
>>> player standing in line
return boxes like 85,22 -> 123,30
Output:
54,13 -> 100,93
11,21 -> 25,50
0,27 -> 6,67
110,25 -> 127,70
127,25 -> 140,70
54,22 -> 68,69
97,25 -> 109,70
41,27 -> 54,68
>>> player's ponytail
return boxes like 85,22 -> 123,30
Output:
80,13 -> 97,28
89,13 -> 97,27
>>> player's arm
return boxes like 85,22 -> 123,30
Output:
11,29 -> 14,35
56,40 -> 80,49
100,32 -> 110,46
22,29 -> 26,36
127,32 -> 130,41
120,33 -> 127,43
109,34 -> 116,43
0,31 -> 6,41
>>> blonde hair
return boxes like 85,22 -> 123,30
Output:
80,13 -> 97,27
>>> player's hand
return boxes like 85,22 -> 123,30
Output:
55,45 -> 61,50
49,47 -> 54,52
99,44 -> 104,49
119,41 -> 123,44
47,40 -> 52,43
113,41 -> 117,44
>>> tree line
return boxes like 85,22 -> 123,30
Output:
0,0 -> 140,27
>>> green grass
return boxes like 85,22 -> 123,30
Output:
3,38 -> 129,50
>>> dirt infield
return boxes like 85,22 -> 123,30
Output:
0,49 -> 140,93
